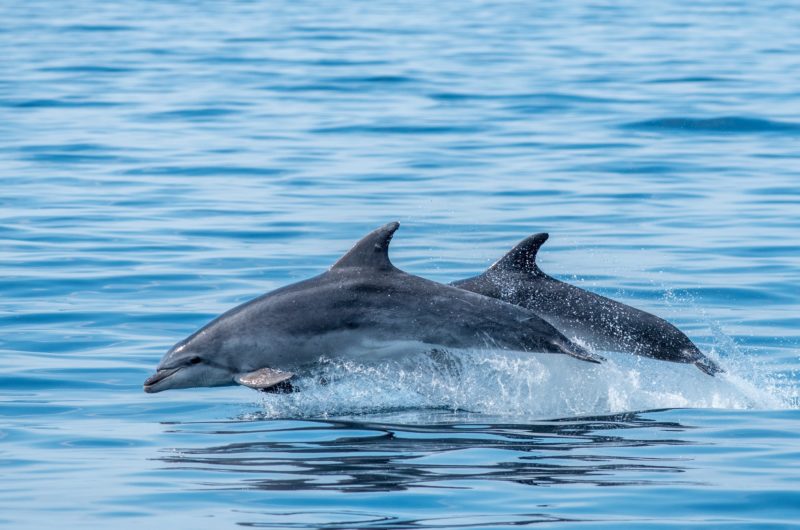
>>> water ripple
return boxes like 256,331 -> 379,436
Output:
2,0 -> 800,528
625,117 -> 800,134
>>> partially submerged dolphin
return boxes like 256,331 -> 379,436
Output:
453,233 -> 722,376
144,223 -> 603,393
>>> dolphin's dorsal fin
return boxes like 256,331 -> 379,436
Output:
330,221 -> 400,271
488,233 -> 549,276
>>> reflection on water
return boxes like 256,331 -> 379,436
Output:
233,512 -> 577,529
158,412 -> 698,494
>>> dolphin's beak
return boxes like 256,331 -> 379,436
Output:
143,367 -> 180,393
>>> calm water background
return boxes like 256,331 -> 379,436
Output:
2,1 -> 800,528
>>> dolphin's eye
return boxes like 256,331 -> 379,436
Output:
189,356 -> 203,365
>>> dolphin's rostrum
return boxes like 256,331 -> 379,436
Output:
144,223 -> 603,393
453,233 -> 722,375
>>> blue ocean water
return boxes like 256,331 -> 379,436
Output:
2,1 -> 800,528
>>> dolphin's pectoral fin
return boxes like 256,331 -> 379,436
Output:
258,379 -> 296,393
235,368 -> 295,390
551,339 -> 606,364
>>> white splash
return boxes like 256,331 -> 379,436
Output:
255,343 -> 796,420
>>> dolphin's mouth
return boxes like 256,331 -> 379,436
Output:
143,367 -> 180,393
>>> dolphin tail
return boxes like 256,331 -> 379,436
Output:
693,355 -> 724,376
551,338 -> 606,364
677,345 -> 724,376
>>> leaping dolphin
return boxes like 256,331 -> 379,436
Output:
144,223 -> 604,394
452,233 -> 722,376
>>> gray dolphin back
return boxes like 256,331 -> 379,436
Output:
312,222 -> 605,364
453,233 -> 722,376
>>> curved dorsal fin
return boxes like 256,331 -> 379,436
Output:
488,232 -> 548,275
330,221 -> 400,271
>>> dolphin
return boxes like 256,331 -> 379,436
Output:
452,233 -> 722,376
144,223 -> 604,393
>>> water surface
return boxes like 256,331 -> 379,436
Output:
2,1 -> 799,528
